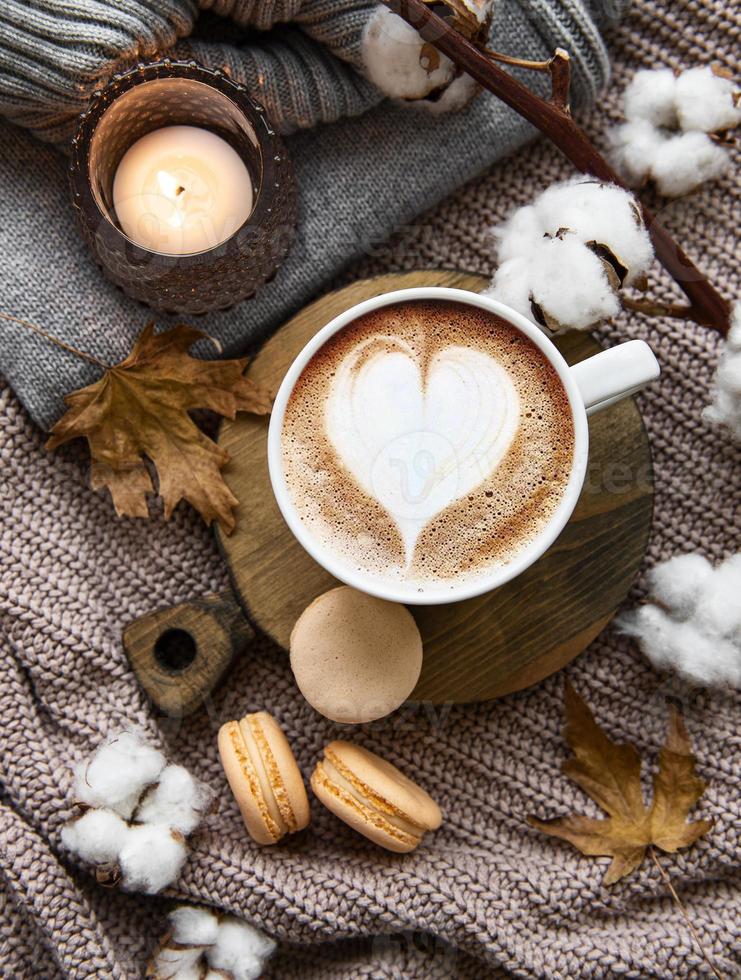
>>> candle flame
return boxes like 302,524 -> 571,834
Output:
157,169 -> 185,200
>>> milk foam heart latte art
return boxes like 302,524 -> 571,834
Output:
281,301 -> 575,592
325,340 -> 520,561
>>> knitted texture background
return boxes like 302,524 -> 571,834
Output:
1,2 -> 740,980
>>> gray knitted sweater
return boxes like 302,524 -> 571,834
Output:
0,0 -> 626,429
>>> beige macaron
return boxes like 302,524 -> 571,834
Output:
311,741 -> 442,853
218,712 -> 309,845
290,586 -> 423,724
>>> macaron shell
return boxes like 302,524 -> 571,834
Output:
325,740 -> 442,832
218,720 -> 277,845
218,713 -> 310,845
310,763 -> 419,853
254,712 -> 310,831
290,586 -> 423,724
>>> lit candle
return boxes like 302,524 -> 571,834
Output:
113,125 -> 254,255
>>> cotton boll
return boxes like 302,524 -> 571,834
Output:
646,553 -> 714,617
623,68 -> 678,127
534,180 -> 654,285
136,765 -> 213,835
620,552 -> 741,687
119,824 -> 187,894
207,918 -> 276,980
607,119 -> 666,187
362,7 -> 454,100
73,731 -> 166,819
487,178 -> 654,329
675,66 -> 741,133
528,235 -> 621,330
489,178 -> 653,306
169,906 -> 220,948
621,607 -> 739,684
650,131 -> 730,196
61,809 -> 131,865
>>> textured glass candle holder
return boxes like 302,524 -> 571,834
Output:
69,60 -> 297,314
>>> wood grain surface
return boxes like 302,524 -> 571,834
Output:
123,589 -> 253,717
215,270 -> 654,703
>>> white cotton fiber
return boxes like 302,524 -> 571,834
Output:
716,350 -> 741,396
61,809 -> 130,865
646,552 -> 713,615
136,765 -> 213,835
650,131 -> 730,196
118,824 -> 187,894
169,906 -> 220,947
609,66 -> 739,197
675,66 -> 741,133
492,204 -> 542,263
73,731 -> 166,819
528,235 -> 621,329
705,302 -> 741,439
607,119 -> 666,187
485,257 -> 534,322
361,7 -> 454,100
207,918 -> 277,980
487,177 -> 653,331
618,552 -> 741,687
535,180 -> 654,285
695,554 -> 741,637
623,67 -> 678,127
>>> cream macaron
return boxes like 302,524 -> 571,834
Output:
218,712 -> 309,845
290,586 -> 423,724
311,741 -> 442,853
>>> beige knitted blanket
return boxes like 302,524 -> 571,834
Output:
1,0 -> 739,976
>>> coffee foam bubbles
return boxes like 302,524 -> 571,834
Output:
281,301 -> 575,592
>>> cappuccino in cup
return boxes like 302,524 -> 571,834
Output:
280,299 -> 575,596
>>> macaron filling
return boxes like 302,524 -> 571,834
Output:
246,716 -> 298,833
315,756 -> 424,846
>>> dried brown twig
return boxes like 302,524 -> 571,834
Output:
383,0 -> 732,336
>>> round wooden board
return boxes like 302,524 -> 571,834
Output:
217,271 -> 653,703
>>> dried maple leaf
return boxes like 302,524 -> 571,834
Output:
46,323 -> 271,534
529,682 -> 713,884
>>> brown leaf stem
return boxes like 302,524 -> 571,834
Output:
0,311 -> 109,369
649,847 -> 724,980
383,0 -> 731,336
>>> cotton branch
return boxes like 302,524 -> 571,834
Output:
485,47 -> 572,112
382,0 -> 731,336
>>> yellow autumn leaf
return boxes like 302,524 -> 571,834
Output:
46,323 -> 271,533
529,682 -> 713,884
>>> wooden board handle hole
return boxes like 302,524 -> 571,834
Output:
153,628 -> 198,674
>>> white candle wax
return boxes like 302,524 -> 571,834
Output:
112,125 -> 254,255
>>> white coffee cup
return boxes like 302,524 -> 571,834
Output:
267,287 -> 659,605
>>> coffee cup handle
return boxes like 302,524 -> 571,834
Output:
569,340 -> 660,416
